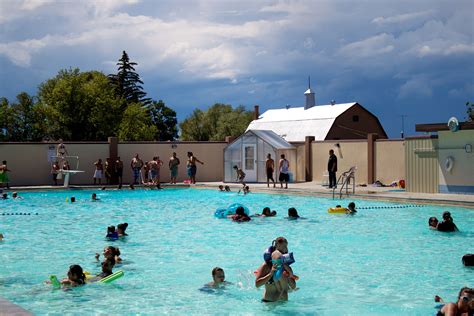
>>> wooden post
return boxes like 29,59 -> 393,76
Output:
305,136 -> 315,181
367,133 -> 378,184
108,137 -> 119,185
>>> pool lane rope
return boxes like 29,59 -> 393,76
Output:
1,213 -> 39,215
356,205 -> 424,210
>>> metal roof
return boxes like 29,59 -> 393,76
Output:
247,130 -> 295,149
247,102 -> 356,142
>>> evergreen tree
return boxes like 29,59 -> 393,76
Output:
148,100 -> 178,141
108,51 -> 151,108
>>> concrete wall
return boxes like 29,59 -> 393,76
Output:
312,139 -> 406,186
0,142 -> 227,186
438,130 -> 474,193
0,142 -> 109,186
405,137 -> 439,193
117,142 -> 227,184
374,140 -> 405,184
312,140 -> 368,184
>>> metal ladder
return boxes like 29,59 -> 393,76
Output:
332,166 -> 356,199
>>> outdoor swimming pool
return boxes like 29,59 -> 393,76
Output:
0,188 -> 472,314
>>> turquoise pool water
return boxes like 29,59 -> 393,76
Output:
0,188 -> 472,315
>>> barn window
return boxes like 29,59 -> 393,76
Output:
352,115 -> 359,122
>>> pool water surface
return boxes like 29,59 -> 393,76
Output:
0,188 -> 472,315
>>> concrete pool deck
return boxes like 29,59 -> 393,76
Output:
3,181 -> 474,208
0,297 -> 32,316
196,181 -> 474,208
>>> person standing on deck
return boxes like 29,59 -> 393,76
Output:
328,149 -> 338,189
0,161 -> 11,189
130,154 -> 144,185
278,154 -> 289,189
115,157 -> 124,185
186,152 -> 204,184
169,152 -> 180,184
266,153 -> 276,188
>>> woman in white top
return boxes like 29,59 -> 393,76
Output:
278,154 -> 289,189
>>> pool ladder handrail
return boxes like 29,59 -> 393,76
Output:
332,166 -> 356,199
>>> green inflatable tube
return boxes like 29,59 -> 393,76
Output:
50,275 -> 61,288
99,270 -> 124,283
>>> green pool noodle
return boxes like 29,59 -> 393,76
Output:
99,270 -> 124,283
50,275 -> 61,288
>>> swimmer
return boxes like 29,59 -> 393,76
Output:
1,193 -> 8,199
255,237 -> 297,302
435,287 -> 473,315
101,186 -> 106,191
91,193 -> 100,201
12,192 -> 22,199
206,267 -> 231,288
287,207 -> 300,219
238,185 -> 250,195
59,265 -> 86,286
218,185 -> 225,191
70,197 -> 76,203
106,225 -> 118,239
259,207 -> 277,217
98,257 -> 115,278
117,223 -> 128,236
231,206 -> 251,222
462,254 -> 474,266
96,246 -> 122,264
428,217 -> 439,230
0,233 -> 3,241
346,202 -> 357,214
224,185 -> 231,192
437,211 -> 459,232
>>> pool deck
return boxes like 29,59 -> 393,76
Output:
197,181 -> 474,208
3,181 -> 474,208
0,297 -> 32,316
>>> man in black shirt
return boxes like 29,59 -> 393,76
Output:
328,149 -> 337,189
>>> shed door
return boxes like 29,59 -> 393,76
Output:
243,144 -> 257,182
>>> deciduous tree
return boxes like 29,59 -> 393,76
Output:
148,100 -> 178,141
37,68 -> 122,140
118,103 -> 157,141
179,103 -> 253,141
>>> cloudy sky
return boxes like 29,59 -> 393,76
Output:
0,0 -> 473,137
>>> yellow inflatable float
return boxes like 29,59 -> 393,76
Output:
328,207 -> 349,214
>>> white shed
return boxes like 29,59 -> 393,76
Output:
224,130 -> 296,183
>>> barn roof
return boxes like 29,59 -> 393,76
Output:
246,102 -> 356,142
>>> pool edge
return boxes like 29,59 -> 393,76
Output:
0,297 -> 32,316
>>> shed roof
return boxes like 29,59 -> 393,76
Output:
248,130 -> 295,149
247,102 -> 356,142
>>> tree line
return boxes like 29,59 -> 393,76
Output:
0,51 -> 253,142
